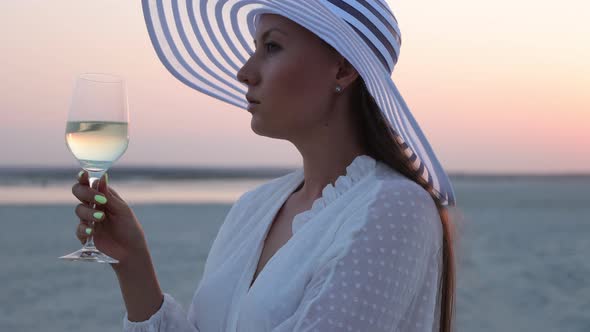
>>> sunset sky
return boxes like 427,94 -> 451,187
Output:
1,0 -> 588,173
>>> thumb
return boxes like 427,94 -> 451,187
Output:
97,173 -> 109,193
97,173 -> 127,214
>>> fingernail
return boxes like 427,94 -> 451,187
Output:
77,170 -> 84,179
85,227 -> 92,235
93,211 -> 104,220
95,195 -> 107,204
104,173 -> 109,185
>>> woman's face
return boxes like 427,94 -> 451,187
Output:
237,14 -> 340,140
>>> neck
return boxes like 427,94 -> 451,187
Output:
293,147 -> 368,204
289,91 -> 368,202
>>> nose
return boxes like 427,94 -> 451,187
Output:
236,57 -> 258,86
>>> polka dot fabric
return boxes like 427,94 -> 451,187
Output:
121,155 -> 444,332
271,180 -> 443,332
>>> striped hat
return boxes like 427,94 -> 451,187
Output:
141,0 -> 457,207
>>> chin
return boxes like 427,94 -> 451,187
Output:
250,117 -> 286,140
250,116 -> 265,136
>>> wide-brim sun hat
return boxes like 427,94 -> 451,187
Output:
141,0 -> 457,207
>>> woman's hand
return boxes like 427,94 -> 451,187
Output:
72,171 -> 149,269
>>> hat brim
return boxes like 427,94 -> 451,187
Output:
142,0 -> 456,206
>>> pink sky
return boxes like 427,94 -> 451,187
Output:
1,0 -> 588,173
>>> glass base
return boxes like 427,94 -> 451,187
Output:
59,246 -> 119,264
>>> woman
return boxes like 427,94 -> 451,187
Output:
72,1 -> 459,331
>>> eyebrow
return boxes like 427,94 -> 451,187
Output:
253,28 -> 288,46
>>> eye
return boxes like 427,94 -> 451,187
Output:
264,42 -> 280,53
247,42 -> 280,57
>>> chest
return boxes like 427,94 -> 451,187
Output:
249,204 -> 296,289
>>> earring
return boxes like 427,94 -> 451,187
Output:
335,85 -> 342,93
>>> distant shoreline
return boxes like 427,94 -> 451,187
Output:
0,166 -> 295,181
0,166 -> 588,185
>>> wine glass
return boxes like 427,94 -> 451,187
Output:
59,73 -> 129,264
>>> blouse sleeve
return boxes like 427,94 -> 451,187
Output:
123,293 -> 199,332
271,180 -> 444,332
122,188 -> 258,332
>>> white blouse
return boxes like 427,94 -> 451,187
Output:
123,155 -> 444,332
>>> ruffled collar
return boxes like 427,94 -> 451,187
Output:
291,154 -> 377,234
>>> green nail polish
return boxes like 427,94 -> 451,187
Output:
78,170 -> 84,179
95,195 -> 107,204
93,211 -> 104,220
85,227 -> 92,235
104,173 -> 109,185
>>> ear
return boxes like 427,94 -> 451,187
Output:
335,57 -> 359,90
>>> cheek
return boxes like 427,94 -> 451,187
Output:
272,62 -> 328,97
264,59 -> 330,123
266,62 -> 305,100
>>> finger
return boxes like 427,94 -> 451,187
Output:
74,170 -> 91,205
77,170 -> 89,186
98,173 -> 123,200
75,204 -> 106,223
97,173 -> 108,194
96,174 -> 127,213
72,183 -> 108,207
76,221 -> 92,244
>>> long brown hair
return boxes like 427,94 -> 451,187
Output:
349,75 -> 458,331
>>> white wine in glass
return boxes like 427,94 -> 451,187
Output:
65,121 -> 128,170
59,73 -> 129,264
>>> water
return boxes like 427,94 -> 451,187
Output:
454,176 -> 590,331
0,171 -> 588,331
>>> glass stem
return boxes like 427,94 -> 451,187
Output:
84,170 -> 105,250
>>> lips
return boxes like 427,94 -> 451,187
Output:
246,94 -> 260,104
247,102 -> 258,112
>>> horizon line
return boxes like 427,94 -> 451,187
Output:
0,165 -> 588,178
